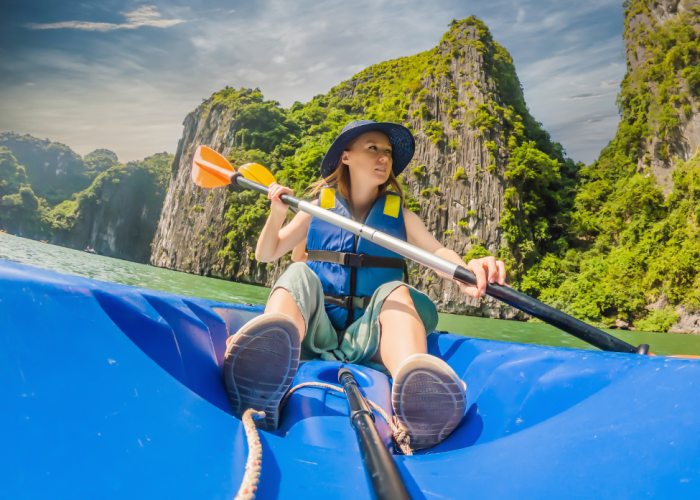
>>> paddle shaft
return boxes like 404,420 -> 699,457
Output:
338,368 -> 412,500
233,174 -> 637,354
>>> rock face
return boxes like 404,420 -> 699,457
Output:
150,101 -> 252,279
644,293 -> 700,334
624,0 -> 700,191
669,306 -> 700,334
378,29 -> 516,318
50,154 -> 172,263
151,18 -> 573,319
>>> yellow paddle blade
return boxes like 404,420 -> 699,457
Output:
192,146 -> 235,188
238,163 -> 277,187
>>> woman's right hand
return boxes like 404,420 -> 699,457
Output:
268,182 -> 294,216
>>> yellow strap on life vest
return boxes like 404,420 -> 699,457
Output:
383,194 -> 401,218
321,188 -> 336,209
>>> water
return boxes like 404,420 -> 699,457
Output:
3,233 -> 700,356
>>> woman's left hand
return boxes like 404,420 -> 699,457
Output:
459,256 -> 506,298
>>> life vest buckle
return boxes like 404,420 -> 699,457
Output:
351,296 -> 371,309
343,252 -> 364,268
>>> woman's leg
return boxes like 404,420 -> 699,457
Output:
226,262 -> 338,357
365,283 -> 466,450
265,287 -> 307,340
223,262 -> 340,430
226,279 -> 307,347
371,285 -> 427,378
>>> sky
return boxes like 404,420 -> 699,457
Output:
0,0 -> 627,164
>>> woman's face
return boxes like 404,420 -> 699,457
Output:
341,131 -> 393,186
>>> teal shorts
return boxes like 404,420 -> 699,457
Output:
270,263 -> 439,373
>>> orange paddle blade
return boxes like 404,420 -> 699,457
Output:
238,163 -> 276,187
192,146 -> 235,188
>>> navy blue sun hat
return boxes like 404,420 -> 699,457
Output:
321,120 -> 415,178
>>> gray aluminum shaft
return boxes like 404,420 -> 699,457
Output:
297,200 -> 457,277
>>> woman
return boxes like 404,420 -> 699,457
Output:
224,120 -> 506,450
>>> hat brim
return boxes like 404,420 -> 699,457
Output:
321,122 -> 415,178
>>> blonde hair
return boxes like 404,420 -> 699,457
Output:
307,153 -> 405,203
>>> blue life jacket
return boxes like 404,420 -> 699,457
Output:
306,187 -> 407,330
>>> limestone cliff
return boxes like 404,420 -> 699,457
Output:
49,154 -> 172,263
151,17 -> 577,319
623,0 -> 700,191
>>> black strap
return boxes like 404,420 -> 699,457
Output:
346,235 -> 359,330
324,293 -> 372,310
307,250 -> 406,269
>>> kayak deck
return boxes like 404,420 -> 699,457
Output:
2,259 -> 699,499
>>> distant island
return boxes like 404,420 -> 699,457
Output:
0,133 -> 172,263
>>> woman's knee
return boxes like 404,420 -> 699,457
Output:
380,285 -> 421,321
383,284 -> 415,307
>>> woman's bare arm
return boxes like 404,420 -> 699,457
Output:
403,208 -> 505,297
291,238 -> 308,263
255,183 -> 315,262
256,210 -> 312,262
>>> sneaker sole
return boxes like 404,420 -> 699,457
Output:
392,354 -> 467,450
223,313 -> 300,431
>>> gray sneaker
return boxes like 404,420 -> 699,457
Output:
223,312 -> 301,431
391,353 -> 467,450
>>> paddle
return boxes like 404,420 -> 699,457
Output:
338,368 -> 412,500
192,145 -> 644,355
191,149 -> 300,214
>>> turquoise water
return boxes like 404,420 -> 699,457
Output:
2,233 -> 700,356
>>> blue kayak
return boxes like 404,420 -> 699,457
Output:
2,259 -> 699,499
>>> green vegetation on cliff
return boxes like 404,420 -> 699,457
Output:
619,0 -> 700,160
49,153 -> 171,234
520,1 -> 700,330
0,147 -> 48,236
0,133 -> 114,206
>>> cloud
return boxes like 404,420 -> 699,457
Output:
565,92 -> 612,100
282,71 -> 306,87
25,6 -> 186,32
307,62 -> 328,73
600,79 -> 620,87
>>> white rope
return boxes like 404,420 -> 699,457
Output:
280,382 -> 413,456
235,408 -> 266,500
